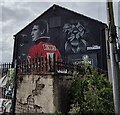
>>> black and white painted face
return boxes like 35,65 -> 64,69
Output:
63,22 -> 86,47
31,25 -> 40,41
31,25 -> 46,41
71,22 -> 85,37
70,22 -> 85,46
63,21 -> 87,53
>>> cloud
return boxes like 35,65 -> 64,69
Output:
2,0 -> 119,2
2,4 -> 32,22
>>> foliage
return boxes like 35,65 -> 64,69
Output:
52,111 -> 62,115
69,63 -> 114,114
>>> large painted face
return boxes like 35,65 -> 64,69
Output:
71,22 -> 85,46
31,25 -> 40,41
63,22 -> 86,46
63,21 -> 87,53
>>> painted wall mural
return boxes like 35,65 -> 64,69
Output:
15,18 -> 101,69
15,18 -> 102,62
13,5 -> 107,72
63,20 -> 88,53
17,19 -> 61,63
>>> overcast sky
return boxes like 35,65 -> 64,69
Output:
0,0 -> 119,63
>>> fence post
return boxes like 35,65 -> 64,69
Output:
45,56 -> 48,72
53,53 -> 56,73
41,54 -> 44,72
12,59 -> 18,115
38,57 -> 41,74
2,64 -> 4,76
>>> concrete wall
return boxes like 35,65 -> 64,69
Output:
15,74 -> 72,113
0,87 -> 2,98
15,74 -> 55,113
53,75 -> 72,113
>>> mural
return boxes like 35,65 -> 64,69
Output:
17,20 -> 61,63
30,20 -> 49,42
15,18 -> 101,68
63,20 -> 88,53
17,34 -> 29,61
68,53 -> 97,67
13,5 -> 107,72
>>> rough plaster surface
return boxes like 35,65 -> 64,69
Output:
16,75 -> 55,113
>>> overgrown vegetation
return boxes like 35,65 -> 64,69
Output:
69,62 -> 114,114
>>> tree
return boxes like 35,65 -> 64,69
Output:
69,63 -> 114,114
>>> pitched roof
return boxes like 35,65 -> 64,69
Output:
14,4 -> 107,36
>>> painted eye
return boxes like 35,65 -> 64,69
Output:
33,28 -> 37,31
78,26 -> 83,31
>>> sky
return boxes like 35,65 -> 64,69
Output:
0,0 -> 119,63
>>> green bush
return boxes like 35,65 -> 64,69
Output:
69,64 -> 114,114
